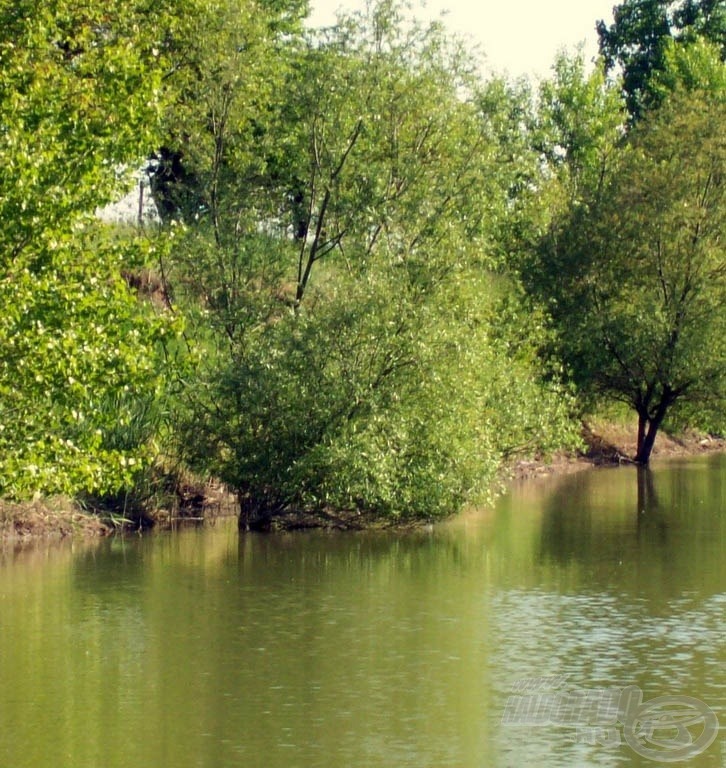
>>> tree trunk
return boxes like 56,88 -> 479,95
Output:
634,391 -> 672,465
636,411 -> 647,462
635,416 -> 662,465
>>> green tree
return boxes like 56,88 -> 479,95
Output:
149,0 -> 308,224
597,0 -> 726,118
526,84 -> 725,464
650,34 -> 726,95
534,52 -> 626,202
516,51 -> 625,312
0,0 -> 170,265
0,232 -> 176,499
0,1 -> 182,499
168,0 -> 580,525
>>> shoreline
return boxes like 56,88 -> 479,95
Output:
508,422 -> 726,482
0,498 -> 113,545
2,423 -> 724,543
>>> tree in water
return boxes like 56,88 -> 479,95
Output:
526,81 -> 724,464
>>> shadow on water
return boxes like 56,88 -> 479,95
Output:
533,456 -> 725,600
636,466 -> 669,545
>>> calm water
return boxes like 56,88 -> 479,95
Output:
1,455 -> 724,767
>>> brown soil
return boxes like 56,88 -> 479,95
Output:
509,420 -> 726,482
0,478 -> 240,545
0,499 -> 112,544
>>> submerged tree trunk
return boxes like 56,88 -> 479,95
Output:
238,491 -> 251,532
238,490 -> 285,532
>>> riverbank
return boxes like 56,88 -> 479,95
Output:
0,498 -> 111,543
509,420 -> 726,481
2,421 -> 724,542
0,481 -> 237,544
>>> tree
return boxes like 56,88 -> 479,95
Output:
597,0 -> 726,118
650,34 -> 726,95
148,0 -> 308,225
0,0 -> 170,265
0,1 -> 182,499
0,232 -> 175,499
526,84 -> 725,464
533,51 -> 626,203
166,0 -> 580,524
516,51 -> 626,321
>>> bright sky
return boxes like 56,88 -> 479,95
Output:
307,0 -> 617,80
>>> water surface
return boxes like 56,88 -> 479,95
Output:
1,455 -> 724,767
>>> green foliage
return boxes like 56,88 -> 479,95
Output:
535,52 -> 626,202
650,34 -> 726,96
523,81 -> 726,462
514,53 -> 626,287
150,0 -> 307,224
0,0 -> 170,265
597,0 -> 726,118
162,0 -> 581,521
0,1 -> 187,501
0,232 -> 177,498
180,266 -> 579,520
21,0 -> 725,514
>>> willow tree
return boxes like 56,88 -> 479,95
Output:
164,0 -> 579,525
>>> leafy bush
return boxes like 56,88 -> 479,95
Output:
0,236 -> 177,499
178,266 -> 580,522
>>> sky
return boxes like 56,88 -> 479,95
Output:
307,0 -> 618,81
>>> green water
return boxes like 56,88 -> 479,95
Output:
1,455 -> 724,767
